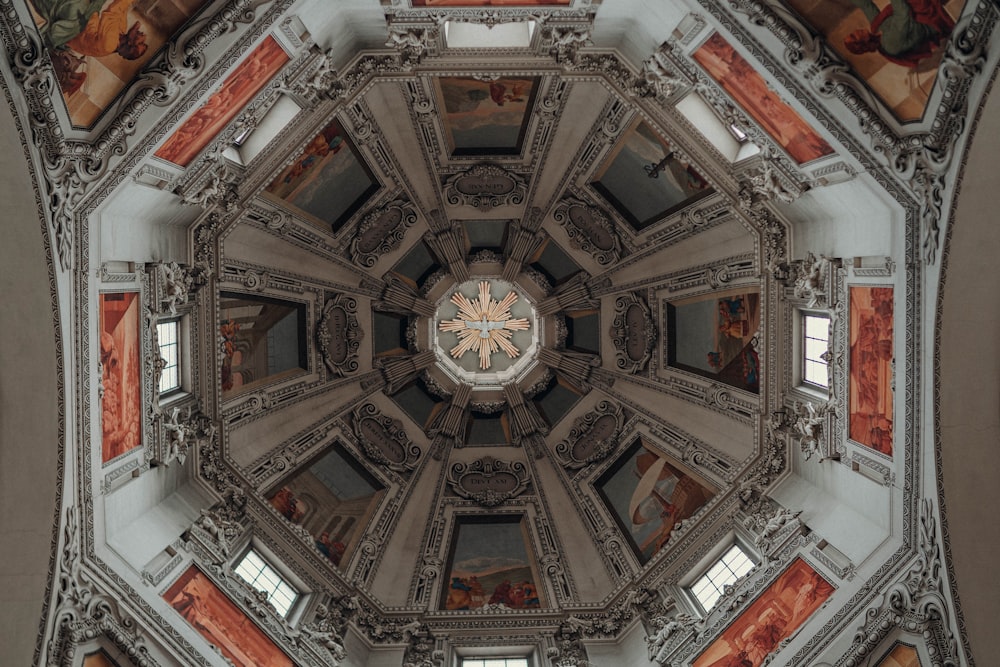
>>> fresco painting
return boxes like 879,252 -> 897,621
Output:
692,33 -> 835,164
692,559 -> 835,667
436,76 -> 538,155
164,566 -> 293,667
263,119 -> 379,233
154,35 -> 288,167
267,445 -> 384,569
876,644 -> 922,667
219,292 -> 306,397
412,0 -> 570,6
83,651 -> 118,667
849,286 -> 894,455
27,0 -> 210,128
591,120 -> 714,231
597,439 -> 715,563
443,517 -> 543,611
783,0 -> 965,122
666,290 -> 761,393
100,292 -> 142,463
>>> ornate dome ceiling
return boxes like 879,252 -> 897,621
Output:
3,0 -> 997,665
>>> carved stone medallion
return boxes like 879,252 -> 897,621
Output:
352,403 -> 420,472
447,456 -> 529,506
611,293 -> 656,374
351,198 -> 418,268
553,196 -> 621,265
317,294 -> 362,377
443,163 -> 526,209
555,400 -> 624,469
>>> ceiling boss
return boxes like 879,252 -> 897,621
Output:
439,281 -> 530,370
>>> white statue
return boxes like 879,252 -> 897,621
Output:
160,262 -> 191,315
793,252 -> 830,307
756,507 -> 803,550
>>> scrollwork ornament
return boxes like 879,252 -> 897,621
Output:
350,199 -> 418,268
352,403 -> 420,472
554,400 -> 624,469
446,456 -> 529,506
553,196 -> 621,266
443,163 -> 527,209
611,292 -> 656,374
317,294 -> 362,377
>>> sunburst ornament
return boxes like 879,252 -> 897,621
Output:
438,281 -> 531,370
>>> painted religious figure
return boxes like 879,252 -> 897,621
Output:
443,518 -> 544,611
693,559 -> 835,667
848,286 -> 894,455
597,439 -> 716,563
783,0 -> 965,121
666,290 -> 761,393
164,567 -> 293,667
693,33 -> 834,164
266,445 -> 384,569
26,0 -> 210,128
263,119 -> 379,233
435,76 -> 539,155
155,35 -> 289,167
876,644 -> 923,667
591,120 -> 714,231
219,292 -> 306,397
100,292 -> 142,463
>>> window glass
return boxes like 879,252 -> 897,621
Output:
802,313 -> 830,388
691,544 -> 754,612
462,659 -> 530,667
157,320 -> 180,394
233,549 -> 298,617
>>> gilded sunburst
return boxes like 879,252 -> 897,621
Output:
438,280 -> 530,370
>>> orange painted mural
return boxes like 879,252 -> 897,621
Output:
876,643 -> 922,667
693,33 -> 834,164
155,35 -> 288,167
783,0 -> 965,122
164,566 -> 293,667
100,292 -> 142,463
693,559 -> 835,667
412,0 -> 569,5
849,286 -> 894,455
26,0 -> 211,128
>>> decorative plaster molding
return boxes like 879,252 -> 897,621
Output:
317,294 -> 363,377
351,198 -> 418,268
352,403 -> 421,473
443,163 -> 527,209
610,292 -> 656,374
554,400 -> 624,469
447,456 -> 529,507
552,195 -> 621,266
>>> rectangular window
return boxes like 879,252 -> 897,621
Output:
462,659 -> 530,667
157,320 -> 181,395
802,313 -> 830,389
690,544 -> 754,612
233,549 -> 298,618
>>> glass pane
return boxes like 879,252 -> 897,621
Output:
804,315 -> 828,340
805,338 -> 828,362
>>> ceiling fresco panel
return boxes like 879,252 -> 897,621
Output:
154,35 -> 289,167
781,0 -> 965,122
666,289 -> 761,393
99,292 -> 142,463
692,32 -> 835,164
411,0 -> 570,6
164,566 -> 294,667
435,76 -> 540,155
848,285 -> 894,455
595,438 -> 716,564
692,558 -> 835,667
263,118 -> 380,234
591,120 -> 714,231
267,444 -> 385,570
26,0 -> 212,128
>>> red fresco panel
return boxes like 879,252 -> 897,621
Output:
849,286 -> 894,455
100,292 -> 142,463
